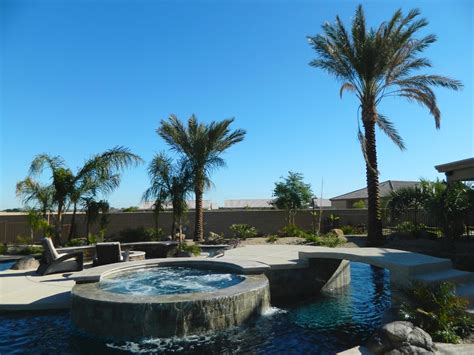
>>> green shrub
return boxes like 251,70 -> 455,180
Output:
340,225 -> 355,235
395,221 -> 426,238
122,206 -> 139,212
17,245 -> 43,255
280,224 -> 309,238
0,244 -> 7,255
65,238 -> 87,247
88,229 -> 106,245
352,200 -> 366,208
118,227 -> 164,242
266,235 -> 278,243
144,228 -> 164,241
400,282 -> 473,343
304,232 -> 344,248
177,243 -> 201,256
229,224 -> 258,239
16,235 -> 33,245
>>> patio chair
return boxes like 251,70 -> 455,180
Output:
36,237 -> 84,275
94,242 -> 129,266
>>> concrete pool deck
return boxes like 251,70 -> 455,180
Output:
2,245 -> 474,312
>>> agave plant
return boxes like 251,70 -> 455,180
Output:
308,6 -> 462,244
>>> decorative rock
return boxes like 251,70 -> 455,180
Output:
381,321 -> 414,344
407,327 -> 433,350
366,329 -> 391,354
329,228 -> 344,238
12,257 -> 40,270
366,321 -> 435,354
329,229 -> 348,243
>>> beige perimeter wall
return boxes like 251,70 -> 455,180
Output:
0,208 -> 463,244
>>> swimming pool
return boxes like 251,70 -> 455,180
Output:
0,262 -> 390,354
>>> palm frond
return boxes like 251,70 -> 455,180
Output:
376,114 -> 406,150
340,82 -> 357,98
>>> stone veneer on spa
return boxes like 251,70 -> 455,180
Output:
71,261 -> 270,338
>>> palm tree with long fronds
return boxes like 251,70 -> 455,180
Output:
308,5 -> 462,244
143,152 -> 194,238
158,115 -> 246,241
386,185 -> 426,227
25,147 -> 142,245
67,147 -> 143,240
27,154 -> 73,244
16,177 -> 54,218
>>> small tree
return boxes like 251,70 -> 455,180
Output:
386,186 -> 426,227
422,179 -> 470,239
272,172 -> 313,225
352,200 -> 366,209
143,153 -> 194,240
83,198 -> 109,243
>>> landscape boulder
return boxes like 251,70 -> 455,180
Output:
366,321 -> 435,354
329,228 -> 348,243
12,257 -> 40,271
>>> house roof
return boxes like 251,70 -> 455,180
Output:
312,197 -> 332,207
223,199 -> 273,209
140,200 -> 214,210
435,157 -> 474,182
330,180 -> 419,201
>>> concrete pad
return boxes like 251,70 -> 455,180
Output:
0,268 -> 75,310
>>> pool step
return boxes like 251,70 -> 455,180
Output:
412,269 -> 474,285
408,260 -> 453,275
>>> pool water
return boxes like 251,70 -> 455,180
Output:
0,262 -> 391,354
100,266 -> 245,296
0,261 -> 15,271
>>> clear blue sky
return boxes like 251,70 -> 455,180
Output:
1,0 -> 472,210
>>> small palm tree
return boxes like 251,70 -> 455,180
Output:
143,153 -> 194,239
386,186 -> 426,226
158,114 -> 246,241
16,177 -> 54,218
68,147 -> 143,239
82,198 -> 110,242
308,6 -> 462,244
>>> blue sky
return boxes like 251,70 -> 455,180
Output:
1,0 -> 472,209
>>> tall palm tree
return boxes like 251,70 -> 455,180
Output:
158,115 -> 246,241
308,6 -> 462,244
143,153 -> 194,238
25,147 -> 142,245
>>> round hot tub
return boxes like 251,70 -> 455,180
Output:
71,261 -> 270,338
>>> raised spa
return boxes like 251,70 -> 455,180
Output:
71,262 -> 270,338
99,266 -> 245,296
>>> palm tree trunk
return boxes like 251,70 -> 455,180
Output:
171,203 -> 177,238
363,107 -> 383,245
55,203 -> 63,246
68,202 -> 77,241
193,185 -> 204,242
154,201 -> 160,234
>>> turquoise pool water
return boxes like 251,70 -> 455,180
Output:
100,266 -> 245,295
0,261 -> 15,271
0,262 -> 391,354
